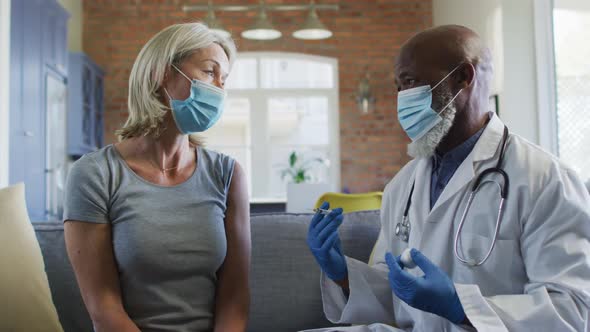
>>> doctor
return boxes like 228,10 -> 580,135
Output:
306,25 -> 590,332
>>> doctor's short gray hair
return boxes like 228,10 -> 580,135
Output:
117,22 -> 236,142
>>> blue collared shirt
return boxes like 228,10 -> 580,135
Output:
430,127 -> 485,209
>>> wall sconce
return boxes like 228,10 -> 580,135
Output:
356,71 -> 375,115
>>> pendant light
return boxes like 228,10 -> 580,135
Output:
241,0 -> 282,40
293,1 -> 333,40
204,1 -> 231,38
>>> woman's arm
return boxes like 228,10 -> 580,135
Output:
214,162 -> 251,332
64,221 -> 140,332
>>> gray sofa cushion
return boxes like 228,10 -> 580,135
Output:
248,211 -> 380,332
33,210 -> 380,332
34,223 -> 93,332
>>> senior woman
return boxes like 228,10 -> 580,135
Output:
63,23 -> 250,332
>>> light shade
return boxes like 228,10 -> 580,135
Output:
210,28 -> 231,39
241,7 -> 281,40
204,8 -> 231,38
292,7 -> 332,40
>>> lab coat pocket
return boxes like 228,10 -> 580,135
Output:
454,232 -> 525,296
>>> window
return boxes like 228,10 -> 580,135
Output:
552,1 -> 590,180
203,53 -> 340,200
535,0 -> 590,181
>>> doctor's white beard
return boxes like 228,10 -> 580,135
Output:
407,85 -> 457,159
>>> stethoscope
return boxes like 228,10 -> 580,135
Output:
395,126 -> 510,267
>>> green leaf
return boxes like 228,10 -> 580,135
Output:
289,151 -> 297,167
295,169 -> 307,183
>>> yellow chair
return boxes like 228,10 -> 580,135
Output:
314,192 -> 383,214
314,191 -> 383,265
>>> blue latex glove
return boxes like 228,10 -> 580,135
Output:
307,202 -> 347,281
385,249 -> 466,324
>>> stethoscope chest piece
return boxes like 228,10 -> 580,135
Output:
395,216 -> 411,242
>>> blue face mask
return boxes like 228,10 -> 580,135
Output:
165,64 -> 227,134
397,65 -> 463,141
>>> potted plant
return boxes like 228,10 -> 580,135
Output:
280,151 -> 325,184
279,151 -> 330,213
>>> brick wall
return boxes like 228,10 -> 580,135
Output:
84,0 -> 432,193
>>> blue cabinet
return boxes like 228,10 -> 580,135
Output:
42,2 -> 69,76
68,53 -> 105,157
9,0 -> 69,221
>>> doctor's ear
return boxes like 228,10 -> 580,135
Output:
454,63 -> 476,89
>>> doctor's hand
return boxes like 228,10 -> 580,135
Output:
307,202 -> 347,282
385,249 -> 466,324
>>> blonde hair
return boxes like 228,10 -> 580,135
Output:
117,22 -> 236,142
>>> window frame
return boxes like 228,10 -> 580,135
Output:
218,52 -> 341,201
533,0 -> 559,155
0,0 -> 10,187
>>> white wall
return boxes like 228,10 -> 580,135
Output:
433,0 -> 540,144
57,0 -> 82,52
433,0 -> 504,95
500,0 -> 539,144
0,0 -> 11,188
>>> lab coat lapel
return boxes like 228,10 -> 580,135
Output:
407,158 -> 432,244
429,113 -> 506,216
429,155 -> 475,214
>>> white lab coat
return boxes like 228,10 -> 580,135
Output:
309,114 -> 590,332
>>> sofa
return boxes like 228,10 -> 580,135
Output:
33,211 -> 381,332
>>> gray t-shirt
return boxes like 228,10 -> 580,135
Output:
64,145 -> 235,332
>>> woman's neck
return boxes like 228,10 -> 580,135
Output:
137,117 -> 194,172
